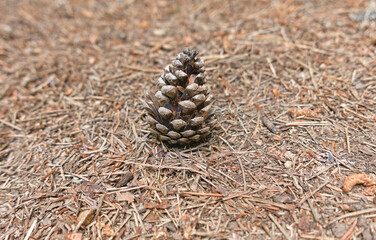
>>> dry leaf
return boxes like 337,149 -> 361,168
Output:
271,88 -> 279,99
297,215 -> 308,231
273,193 -> 295,203
339,204 -> 351,211
144,199 -> 170,209
290,108 -> 320,118
64,89 -> 73,96
216,186 -> 227,196
81,9 -> 94,18
116,172 -> 134,187
116,191 -> 134,204
78,181 -> 102,195
64,233 -> 82,240
144,210 -> 160,222
153,228 -> 169,240
77,209 -> 94,226
180,214 -> 193,240
102,225 -> 116,236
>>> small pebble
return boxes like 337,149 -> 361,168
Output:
357,217 -> 367,227
0,24 -> 12,33
284,161 -> 293,169
284,151 -> 295,160
362,228 -> 374,240
331,223 -> 348,238
153,29 -> 167,36
255,139 -> 263,146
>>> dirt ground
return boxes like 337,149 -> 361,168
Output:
1,0 -> 376,239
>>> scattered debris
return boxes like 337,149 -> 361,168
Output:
0,0 -> 375,239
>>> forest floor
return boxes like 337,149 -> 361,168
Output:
1,0 -> 376,239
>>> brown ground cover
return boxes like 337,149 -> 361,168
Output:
1,0 -> 376,239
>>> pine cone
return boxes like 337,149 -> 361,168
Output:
143,47 -> 217,145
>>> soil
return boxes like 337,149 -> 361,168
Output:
0,0 -> 375,239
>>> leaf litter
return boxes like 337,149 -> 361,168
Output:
0,0 -> 375,239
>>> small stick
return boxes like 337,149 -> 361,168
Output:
363,141 -> 376,148
106,185 -> 160,192
0,119 -> 23,131
345,127 -> 351,153
298,179 -> 330,206
307,199 -> 321,223
181,192 -> 223,197
252,111 -> 261,137
323,97 -> 336,112
164,208 -> 178,229
41,169 -> 56,181
306,164 -> 335,181
267,57 -> 277,78
326,207 -> 376,227
219,136 -> 236,152
344,107 -> 368,121
131,202 -> 145,231
24,219 -> 37,240
237,157 -> 247,191
239,196 -> 295,211
94,194 -> 105,220
115,215 -> 132,240
109,161 -> 208,176
268,213 -> 292,240
308,62 -> 318,90
340,219 -> 357,240
237,115 -> 249,134
285,121 -> 329,126
299,234 -> 335,240
124,65 -> 163,73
